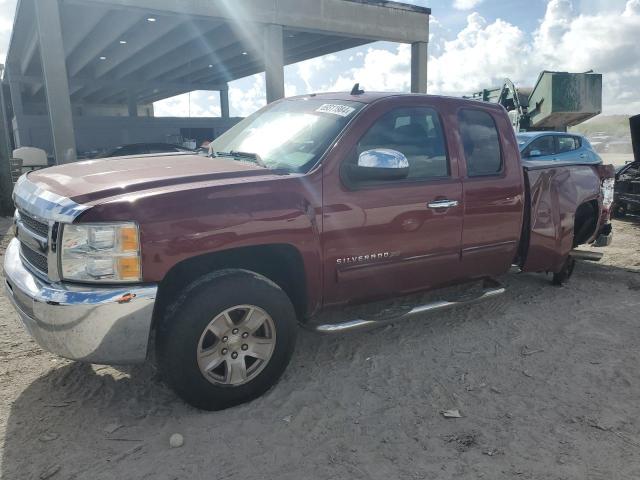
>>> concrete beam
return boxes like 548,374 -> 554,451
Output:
72,0 -> 430,44
183,34 -> 358,85
199,36 -> 367,87
94,16 -> 180,78
62,5 -> 110,55
264,24 -> 284,103
114,20 -> 222,80
411,41 -> 428,94
166,41 -> 261,84
67,10 -> 142,77
35,0 -> 77,163
140,24 -> 236,81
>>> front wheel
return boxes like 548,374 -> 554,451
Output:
156,270 -> 297,410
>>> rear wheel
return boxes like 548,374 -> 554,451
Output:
156,269 -> 297,410
552,256 -> 576,286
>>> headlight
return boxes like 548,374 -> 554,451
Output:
60,223 -> 141,283
601,178 -> 615,209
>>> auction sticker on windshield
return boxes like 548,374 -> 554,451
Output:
316,104 -> 356,117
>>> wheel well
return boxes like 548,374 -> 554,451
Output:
153,244 -> 308,324
573,200 -> 599,247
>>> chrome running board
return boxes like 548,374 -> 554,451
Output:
570,249 -> 603,262
309,279 -> 505,334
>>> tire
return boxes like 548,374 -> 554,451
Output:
552,256 -> 576,286
156,269 -> 298,410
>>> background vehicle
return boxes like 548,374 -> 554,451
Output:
613,114 -> 640,216
97,143 -> 194,158
517,131 -> 602,165
4,92 -> 614,410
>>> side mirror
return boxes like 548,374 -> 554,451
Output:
528,149 -> 542,158
349,149 -> 409,181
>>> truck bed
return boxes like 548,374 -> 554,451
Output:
519,162 -> 611,273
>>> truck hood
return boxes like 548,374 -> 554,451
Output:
26,154 -> 270,204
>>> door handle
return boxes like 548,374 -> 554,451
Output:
427,199 -> 459,209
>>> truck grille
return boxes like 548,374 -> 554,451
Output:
20,244 -> 48,275
19,210 -> 49,238
16,208 -> 52,278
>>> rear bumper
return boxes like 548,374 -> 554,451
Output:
593,222 -> 613,247
3,238 -> 157,364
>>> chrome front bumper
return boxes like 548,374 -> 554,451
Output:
3,238 -> 157,364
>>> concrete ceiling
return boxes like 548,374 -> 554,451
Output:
6,0 -> 430,105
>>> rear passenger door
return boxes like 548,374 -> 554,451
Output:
457,108 -> 524,279
321,100 -> 463,306
555,135 -> 581,163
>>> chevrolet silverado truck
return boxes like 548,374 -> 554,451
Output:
4,92 -> 614,410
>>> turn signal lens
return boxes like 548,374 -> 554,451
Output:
120,226 -> 139,253
117,257 -> 141,281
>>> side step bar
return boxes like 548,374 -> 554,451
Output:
310,279 -> 505,334
570,249 -> 603,262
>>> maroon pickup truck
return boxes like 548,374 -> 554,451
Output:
4,92 -> 614,410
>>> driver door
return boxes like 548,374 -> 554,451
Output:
321,99 -> 463,307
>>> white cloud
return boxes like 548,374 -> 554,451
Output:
154,90 -> 221,117
329,0 -> 640,114
0,0 -> 16,63
453,0 -> 483,11
328,44 -> 412,92
297,54 -> 338,91
531,0 -> 640,113
228,73 -> 266,117
428,12 -> 534,94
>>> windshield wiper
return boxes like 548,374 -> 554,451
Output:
211,150 -> 267,168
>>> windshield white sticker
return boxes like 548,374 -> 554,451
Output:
315,104 -> 356,117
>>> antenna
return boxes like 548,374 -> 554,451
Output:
350,83 -> 365,95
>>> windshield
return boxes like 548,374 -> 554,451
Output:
209,98 -> 365,173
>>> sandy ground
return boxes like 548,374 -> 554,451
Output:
1,216 -> 640,480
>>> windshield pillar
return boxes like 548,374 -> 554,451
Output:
264,24 -> 285,103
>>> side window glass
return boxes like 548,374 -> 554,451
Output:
348,107 -> 449,184
557,136 -> 578,153
458,109 -> 503,176
527,136 -> 555,156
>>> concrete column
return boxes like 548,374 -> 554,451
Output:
6,68 -> 23,118
127,92 -> 138,117
0,69 -> 15,215
264,24 -> 285,103
220,86 -> 230,119
6,65 -> 24,148
411,41 -> 428,94
35,0 -> 77,164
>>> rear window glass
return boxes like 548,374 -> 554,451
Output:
458,109 -> 503,177
557,136 -> 580,153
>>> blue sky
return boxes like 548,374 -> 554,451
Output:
1,0 -> 639,117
